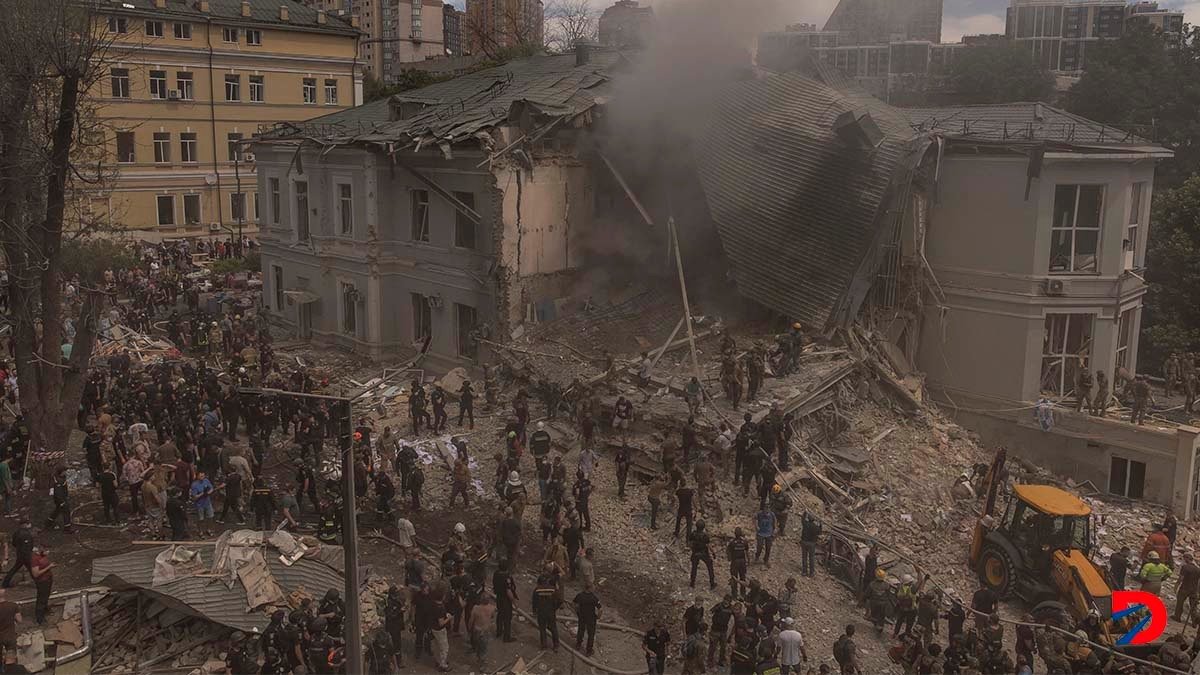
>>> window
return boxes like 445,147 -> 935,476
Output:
1049,184 -> 1103,273
411,189 -> 430,242
1116,307 -> 1135,371
253,193 -> 259,222
149,70 -> 167,99
303,78 -> 317,104
153,132 -> 171,163
453,192 -> 476,249
324,79 -> 338,105
108,16 -> 128,33
337,183 -> 353,235
145,20 -> 163,37
180,132 -> 198,163
412,293 -> 431,342
273,265 -> 284,310
156,195 -> 175,226
295,181 -> 310,240
341,283 -> 358,335
1040,313 -> 1094,396
184,193 -> 201,225
173,22 -> 192,39
110,68 -> 130,98
115,131 -> 135,163
456,303 -> 478,358
231,193 -> 247,222
246,29 -> 262,45
1109,456 -> 1146,499
225,74 -> 241,101
1126,182 -> 1145,270
177,72 -> 194,100
249,75 -> 264,102
227,132 -> 243,161
269,177 -> 281,224
222,27 -> 239,43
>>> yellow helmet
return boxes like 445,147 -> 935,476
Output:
875,569 -> 886,579
792,322 -> 802,330
772,484 -> 782,494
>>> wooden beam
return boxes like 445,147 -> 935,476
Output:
598,152 -> 655,228
393,156 -> 482,225
667,217 -> 702,382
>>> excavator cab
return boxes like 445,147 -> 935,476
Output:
972,484 -> 1111,621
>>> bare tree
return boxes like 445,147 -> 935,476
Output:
0,0 -> 117,454
462,0 -> 545,61
543,0 -> 598,53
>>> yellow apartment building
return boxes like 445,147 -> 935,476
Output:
90,0 -> 361,238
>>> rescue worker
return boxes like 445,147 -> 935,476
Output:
1131,374 -> 1154,425
1166,353 -> 1181,397
727,528 -> 750,599
689,520 -> 717,590
383,586 -> 407,667
1137,550 -> 1172,595
1092,370 -> 1110,416
1074,367 -> 1093,413
893,573 -> 925,638
532,574 -> 560,651
866,569 -> 891,632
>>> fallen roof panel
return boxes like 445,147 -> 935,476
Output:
695,72 -> 925,329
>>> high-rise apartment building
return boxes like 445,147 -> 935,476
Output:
307,0 -> 446,82
598,0 -> 654,49
90,0 -> 359,235
444,3 -> 464,56
465,0 -> 544,56
1006,0 -> 1184,71
823,0 -> 944,44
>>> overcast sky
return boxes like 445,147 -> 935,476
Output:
448,0 -> 1192,43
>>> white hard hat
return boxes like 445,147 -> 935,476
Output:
902,574 -> 914,584
537,421 -> 545,430
454,522 -> 466,533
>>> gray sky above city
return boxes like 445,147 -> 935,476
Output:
448,0 -> 1193,43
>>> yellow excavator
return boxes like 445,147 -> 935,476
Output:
968,448 -> 1115,625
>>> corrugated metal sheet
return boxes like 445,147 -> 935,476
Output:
695,72 -> 926,329
113,0 -> 358,35
92,544 -> 345,632
904,103 -> 1148,145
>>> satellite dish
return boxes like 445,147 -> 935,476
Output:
204,173 -> 218,185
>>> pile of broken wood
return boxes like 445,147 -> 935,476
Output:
89,592 -> 228,674
95,324 -> 181,364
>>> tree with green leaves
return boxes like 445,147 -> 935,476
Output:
945,43 -> 1055,105
1067,23 -> 1200,188
0,0 -> 122,454
1141,177 -> 1200,367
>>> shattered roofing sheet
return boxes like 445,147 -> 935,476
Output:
903,102 -> 1151,145
279,52 -> 622,146
108,0 -> 358,34
92,544 -> 345,633
695,72 -> 924,329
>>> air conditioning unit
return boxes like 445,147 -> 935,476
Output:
242,152 -> 256,163
1044,279 -> 1069,297
167,89 -> 181,100
427,294 -> 443,309
209,223 -> 222,232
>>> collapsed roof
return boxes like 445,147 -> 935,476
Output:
92,531 -> 347,633
694,72 -> 932,330
263,51 -> 625,153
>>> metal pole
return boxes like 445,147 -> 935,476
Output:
668,217 -> 702,381
234,153 -> 243,257
339,398 -> 363,675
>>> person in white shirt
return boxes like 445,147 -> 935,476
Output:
396,516 -> 416,550
776,617 -> 807,674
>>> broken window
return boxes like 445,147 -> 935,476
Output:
183,193 -> 201,225
295,181 -> 309,241
453,191 -> 476,249
1115,307 -> 1135,371
1040,313 -> 1093,396
412,293 -> 431,343
115,131 -> 135,163
1126,182 -> 1145,270
338,183 -> 353,235
272,265 -> 284,310
1049,184 -> 1103,274
341,282 -> 357,335
456,303 -> 478,358
411,189 -> 430,242
269,177 -> 281,225
1109,456 -> 1145,499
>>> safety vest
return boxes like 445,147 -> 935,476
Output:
1140,562 -> 1171,582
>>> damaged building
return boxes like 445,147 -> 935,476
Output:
695,68 -> 1198,516
253,49 -> 623,369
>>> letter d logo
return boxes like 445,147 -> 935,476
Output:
1111,590 -> 1167,645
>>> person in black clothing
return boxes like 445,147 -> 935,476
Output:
799,512 -> 822,577
1109,545 -> 1131,589
532,575 -> 560,651
46,471 -> 71,531
83,429 -> 103,482
374,471 -> 396,520
396,444 -> 417,493
383,586 -> 407,666
97,462 -> 121,523
945,598 -> 966,640
563,518 -> 584,580
970,586 -> 997,631
684,597 -> 705,636
458,381 -> 475,428
643,621 -> 670,675
219,470 -> 245,524
708,595 -> 735,668
431,385 -> 447,433
530,422 -> 552,471
573,474 -> 593,531
2,520 -> 34,588
166,487 -> 188,541
250,478 -> 276,531
319,589 -> 346,638
615,445 -> 631,499
408,466 -> 425,511
367,629 -> 398,675
727,529 -> 750,599
674,479 -> 696,541
492,561 -> 517,642
296,464 -> 318,513
305,617 -> 336,675
689,521 -> 717,589
224,632 -> 255,675
573,583 -> 601,656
